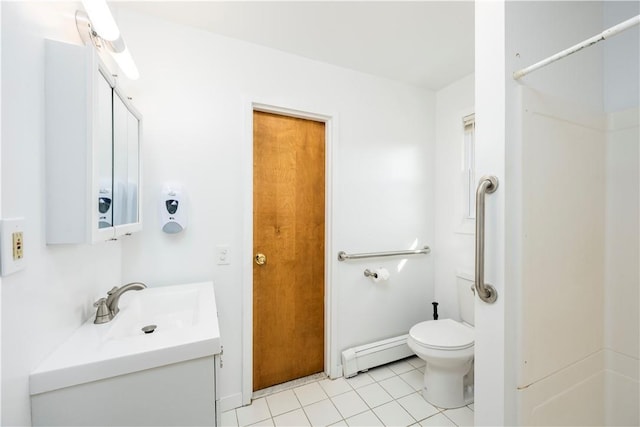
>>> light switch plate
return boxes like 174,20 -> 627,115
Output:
1,217 -> 26,276
216,245 -> 230,265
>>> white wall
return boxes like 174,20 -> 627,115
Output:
474,2 -> 511,424
0,1 -> 3,422
1,3 -> 123,426
602,12 -> 640,423
433,74 -> 475,320
114,7 -> 435,409
604,108 -> 639,426
603,1 -> 640,112
507,1 -> 605,111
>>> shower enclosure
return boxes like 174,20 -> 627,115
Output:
475,1 -> 639,425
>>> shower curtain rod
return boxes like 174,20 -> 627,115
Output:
513,14 -> 640,80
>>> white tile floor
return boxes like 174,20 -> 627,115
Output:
222,357 -> 474,427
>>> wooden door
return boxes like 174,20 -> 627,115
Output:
253,111 -> 325,391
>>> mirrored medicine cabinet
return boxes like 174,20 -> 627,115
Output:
45,39 -> 142,244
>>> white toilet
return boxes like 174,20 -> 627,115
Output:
407,271 -> 475,409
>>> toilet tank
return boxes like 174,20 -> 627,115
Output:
456,270 -> 475,326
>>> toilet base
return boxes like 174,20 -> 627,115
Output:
421,362 -> 474,409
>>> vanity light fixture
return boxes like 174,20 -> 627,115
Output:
75,1 -> 139,80
80,0 -> 120,41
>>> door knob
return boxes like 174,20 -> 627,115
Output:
255,253 -> 267,265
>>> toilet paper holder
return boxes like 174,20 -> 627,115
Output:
364,269 -> 378,278
363,268 -> 389,281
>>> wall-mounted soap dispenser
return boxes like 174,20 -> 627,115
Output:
160,186 -> 187,234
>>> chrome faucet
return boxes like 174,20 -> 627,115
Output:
94,282 -> 147,324
107,282 -> 147,315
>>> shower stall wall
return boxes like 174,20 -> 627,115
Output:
514,88 -> 639,426
603,107 -> 639,425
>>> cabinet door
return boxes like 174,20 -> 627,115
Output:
96,72 -> 114,231
45,39 -> 118,244
112,90 -> 142,235
45,40 -> 143,244
126,109 -> 140,225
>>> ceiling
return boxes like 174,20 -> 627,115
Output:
120,1 -> 474,91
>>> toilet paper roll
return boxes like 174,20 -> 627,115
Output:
372,268 -> 390,283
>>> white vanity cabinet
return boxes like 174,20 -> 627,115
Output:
45,39 -> 142,244
30,281 -> 221,426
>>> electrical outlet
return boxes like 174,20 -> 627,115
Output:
1,217 -> 26,276
13,232 -> 24,260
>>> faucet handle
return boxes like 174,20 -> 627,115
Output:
93,298 -> 113,324
107,286 -> 119,295
93,297 -> 107,307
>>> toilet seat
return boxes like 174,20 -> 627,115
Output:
409,319 -> 474,351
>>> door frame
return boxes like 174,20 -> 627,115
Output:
241,100 -> 338,405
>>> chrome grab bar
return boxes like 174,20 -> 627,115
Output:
338,246 -> 430,261
475,175 -> 499,303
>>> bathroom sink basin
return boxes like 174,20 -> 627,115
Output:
105,284 -> 201,340
30,281 -> 220,395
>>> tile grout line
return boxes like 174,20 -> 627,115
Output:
263,395 -> 275,425
440,409 -> 460,427
324,393 -> 347,426
291,385 -> 314,427
351,378 -> 418,426
231,409 -> 239,427
358,366 -> 436,425
334,393 -> 369,422
311,394 -> 346,426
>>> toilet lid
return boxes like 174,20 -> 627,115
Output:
409,319 -> 474,350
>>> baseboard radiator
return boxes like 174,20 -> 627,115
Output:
341,334 -> 413,378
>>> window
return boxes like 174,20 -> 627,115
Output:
463,113 -> 475,219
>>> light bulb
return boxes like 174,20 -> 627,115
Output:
112,47 -> 140,80
81,0 -> 120,41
